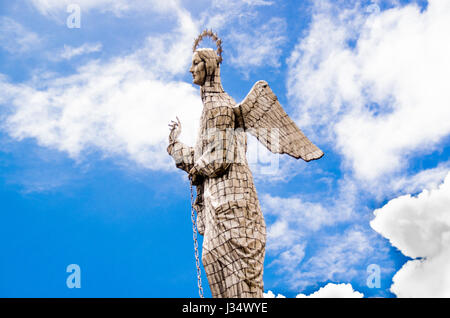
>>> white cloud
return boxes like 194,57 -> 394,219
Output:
287,0 -> 450,181
261,177 -> 356,254
29,0 -> 273,22
265,283 -> 364,298
289,228 -> 377,290
263,290 -> 286,298
0,2 -> 202,171
371,172 -> 450,297
296,283 -> 364,298
243,0 -> 273,5
138,4 -> 198,77
387,162 -> 450,198
29,0 -> 176,16
258,174 -> 392,290
59,43 -> 102,60
203,0 -> 273,30
227,17 -> 287,72
195,0 -> 286,75
356,161 -> 450,201
262,194 -> 339,252
0,58 -> 201,170
269,243 -> 306,273
262,197 -> 385,291
0,17 -> 41,53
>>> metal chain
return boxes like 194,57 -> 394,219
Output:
190,180 -> 204,298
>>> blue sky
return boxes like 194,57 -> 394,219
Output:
1,0 -> 450,298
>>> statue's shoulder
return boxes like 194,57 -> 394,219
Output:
215,93 -> 236,108
203,93 -> 236,109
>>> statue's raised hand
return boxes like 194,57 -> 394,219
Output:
168,116 -> 181,145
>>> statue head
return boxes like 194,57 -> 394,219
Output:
190,49 -> 219,86
191,30 -> 223,88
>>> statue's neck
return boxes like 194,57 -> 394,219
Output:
200,67 -> 224,97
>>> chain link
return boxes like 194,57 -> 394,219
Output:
190,180 -> 204,298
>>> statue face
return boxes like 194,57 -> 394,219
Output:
189,52 -> 206,86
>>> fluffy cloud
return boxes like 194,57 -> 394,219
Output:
288,0 -> 450,181
386,161 -> 450,198
371,173 -> 450,297
296,283 -> 364,298
263,290 -> 286,298
0,59 -> 201,170
0,2 -> 202,171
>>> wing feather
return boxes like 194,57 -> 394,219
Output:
234,80 -> 324,162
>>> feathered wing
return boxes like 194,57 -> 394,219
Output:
234,80 -> 324,162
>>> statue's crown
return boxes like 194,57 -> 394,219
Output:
193,29 -> 223,64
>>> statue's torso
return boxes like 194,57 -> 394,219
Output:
194,91 -> 265,253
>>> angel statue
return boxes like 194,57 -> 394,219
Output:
167,30 -> 323,298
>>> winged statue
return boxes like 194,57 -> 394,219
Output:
167,30 -> 323,298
